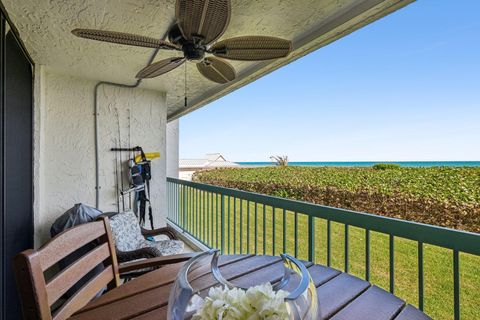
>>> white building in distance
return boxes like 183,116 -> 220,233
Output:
179,154 -> 239,181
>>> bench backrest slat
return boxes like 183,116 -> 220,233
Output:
14,217 -> 120,320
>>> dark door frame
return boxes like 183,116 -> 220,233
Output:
0,2 -> 35,320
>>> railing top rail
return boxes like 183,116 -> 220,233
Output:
167,177 -> 480,256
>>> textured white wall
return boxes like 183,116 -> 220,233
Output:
166,119 -> 179,178
34,70 -> 167,246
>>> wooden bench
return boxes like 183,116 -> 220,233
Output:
13,216 -> 195,320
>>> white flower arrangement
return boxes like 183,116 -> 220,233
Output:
192,283 -> 289,320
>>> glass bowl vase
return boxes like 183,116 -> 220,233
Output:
167,249 -> 318,319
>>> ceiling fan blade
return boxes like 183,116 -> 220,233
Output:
197,57 -> 235,84
210,36 -> 292,61
72,29 -> 180,50
175,0 -> 230,45
136,57 -> 186,79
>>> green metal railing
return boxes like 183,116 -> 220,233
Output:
166,177 -> 480,319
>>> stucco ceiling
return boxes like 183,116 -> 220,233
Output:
2,0 -> 413,120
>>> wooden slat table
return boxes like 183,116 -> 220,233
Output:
70,254 -> 431,320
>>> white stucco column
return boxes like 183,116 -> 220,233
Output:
166,119 -> 179,178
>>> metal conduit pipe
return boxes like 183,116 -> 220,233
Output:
94,29 -> 169,208
94,80 -> 141,208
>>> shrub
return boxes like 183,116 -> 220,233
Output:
372,163 -> 401,170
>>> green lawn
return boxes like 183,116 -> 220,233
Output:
169,193 -> 480,320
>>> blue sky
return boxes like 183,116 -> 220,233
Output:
179,1 -> 480,162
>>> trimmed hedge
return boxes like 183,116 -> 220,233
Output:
372,163 -> 401,170
194,166 -> 480,233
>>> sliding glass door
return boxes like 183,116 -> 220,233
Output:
0,12 -> 34,320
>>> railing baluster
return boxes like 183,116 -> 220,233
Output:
178,184 -> 180,224
273,206 -> 276,255
179,184 -> 181,223
221,194 -> 225,253
366,229 -> 370,281
227,197 -> 231,254
240,199 -> 243,254
263,204 -> 267,254
282,209 -> 287,254
174,183 -> 177,222
192,188 -> 194,233
196,189 -> 199,237
205,192 -> 208,243
187,187 -> 191,232
203,190 -> 206,242
216,193 -> 219,249
174,184 -> 177,221
308,215 -> 315,263
210,192 -> 214,246
390,234 -> 395,294
183,186 -> 186,230
167,183 -> 170,219
199,189 -> 202,238
234,197 -> 237,253
190,188 -> 193,235
190,187 -> 194,233
453,250 -> 460,320
204,191 -> 207,243
167,182 -> 170,219
418,241 -> 424,311
254,203 -> 258,254
345,224 -> 349,273
195,189 -> 198,236
182,186 -> 186,232
171,183 -> 174,222
199,190 -> 202,240
327,220 -> 331,267
247,201 -> 250,254
294,212 -> 298,258
197,190 -> 200,238
174,183 -> 177,223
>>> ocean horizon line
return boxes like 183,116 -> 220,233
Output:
236,161 -> 480,167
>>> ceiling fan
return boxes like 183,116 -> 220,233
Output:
71,0 -> 292,85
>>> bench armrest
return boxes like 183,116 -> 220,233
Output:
118,253 -> 198,274
141,226 -> 177,240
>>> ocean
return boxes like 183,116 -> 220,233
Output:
237,161 -> 480,167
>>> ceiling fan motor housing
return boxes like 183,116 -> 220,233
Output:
182,42 -> 205,61
169,24 -> 205,61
